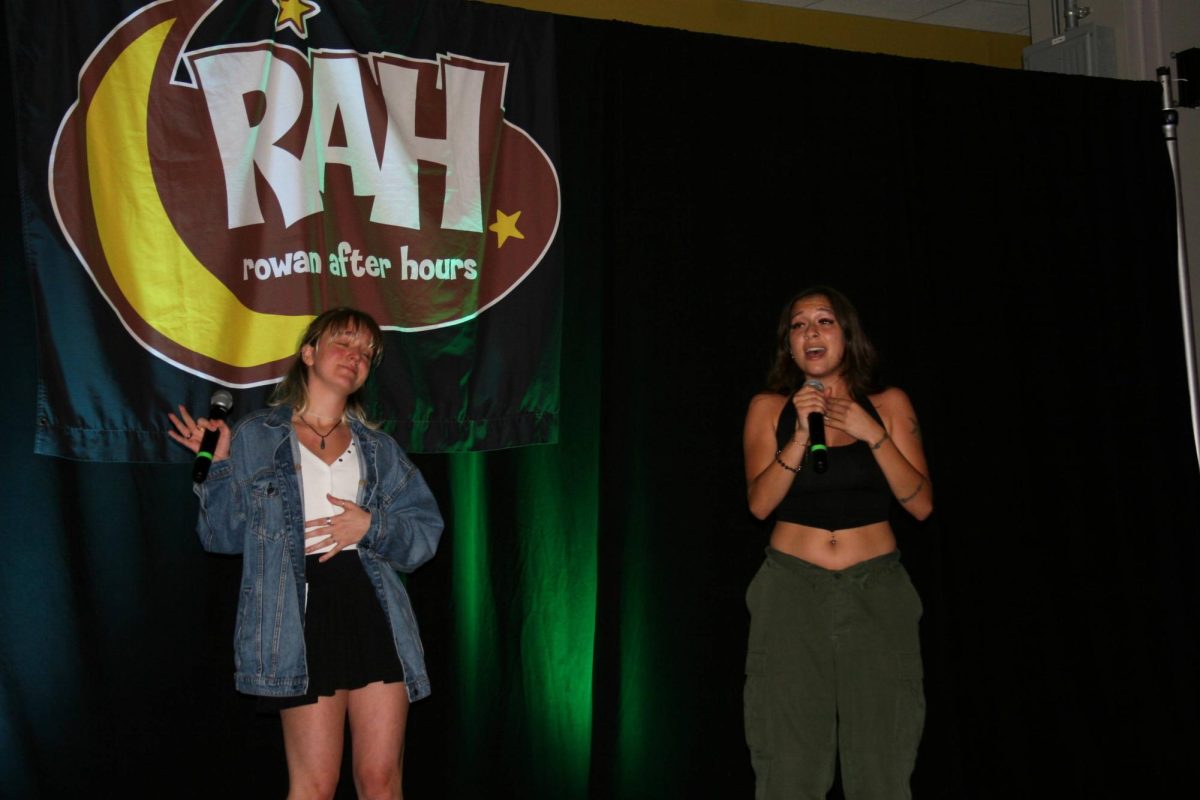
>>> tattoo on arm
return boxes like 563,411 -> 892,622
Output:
898,477 -> 925,504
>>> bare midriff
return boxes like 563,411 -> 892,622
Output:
769,520 -> 896,571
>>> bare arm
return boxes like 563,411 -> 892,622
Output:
744,389 -> 822,520
826,388 -> 933,520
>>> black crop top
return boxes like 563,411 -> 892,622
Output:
773,395 -> 892,531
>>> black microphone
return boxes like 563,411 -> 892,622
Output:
192,389 -> 234,484
804,379 -> 828,474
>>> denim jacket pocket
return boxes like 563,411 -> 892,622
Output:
249,472 -> 287,542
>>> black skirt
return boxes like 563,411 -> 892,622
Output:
259,552 -> 405,712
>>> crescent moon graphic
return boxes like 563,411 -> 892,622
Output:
85,16 -> 310,369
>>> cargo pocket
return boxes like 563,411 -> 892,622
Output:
744,650 -> 772,793
892,651 -> 925,754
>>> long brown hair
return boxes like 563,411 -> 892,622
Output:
269,308 -> 384,423
764,286 -> 879,399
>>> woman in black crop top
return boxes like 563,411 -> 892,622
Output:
742,287 -> 932,799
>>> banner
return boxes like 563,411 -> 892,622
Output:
9,0 -> 561,460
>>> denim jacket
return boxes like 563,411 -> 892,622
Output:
194,405 -> 443,701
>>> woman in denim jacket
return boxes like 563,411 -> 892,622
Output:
169,308 -> 443,799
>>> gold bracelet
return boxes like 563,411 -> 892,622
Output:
774,449 -> 802,473
898,477 -> 925,504
870,431 -> 890,450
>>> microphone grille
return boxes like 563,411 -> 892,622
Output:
210,389 -> 234,412
804,379 -> 825,391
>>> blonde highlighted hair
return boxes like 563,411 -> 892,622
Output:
269,308 -> 384,424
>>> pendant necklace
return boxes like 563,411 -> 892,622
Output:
299,414 -> 341,450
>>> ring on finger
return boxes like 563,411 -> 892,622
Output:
325,516 -> 332,526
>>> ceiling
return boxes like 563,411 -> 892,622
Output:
744,0 -> 1032,37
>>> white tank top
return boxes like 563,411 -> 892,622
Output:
299,437 -> 362,554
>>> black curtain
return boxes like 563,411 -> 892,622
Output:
3,12 -> 1197,799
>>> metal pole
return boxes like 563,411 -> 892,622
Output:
1064,0 -> 1090,31
1158,67 -> 1200,468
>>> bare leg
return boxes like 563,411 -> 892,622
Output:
347,681 -> 409,800
281,691 -> 350,800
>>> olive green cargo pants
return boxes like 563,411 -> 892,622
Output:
744,548 -> 924,800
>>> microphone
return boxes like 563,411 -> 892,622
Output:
804,379 -> 828,474
192,389 -> 234,484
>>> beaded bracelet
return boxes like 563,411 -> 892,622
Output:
871,431 -> 890,450
774,449 -> 802,473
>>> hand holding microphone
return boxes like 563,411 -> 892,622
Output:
167,390 -> 234,483
803,379 -> 828,474
191,390 -> 234,483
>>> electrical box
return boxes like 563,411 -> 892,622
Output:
1023,25 -> 1117,78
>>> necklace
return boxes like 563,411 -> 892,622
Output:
298,414 -> 341,450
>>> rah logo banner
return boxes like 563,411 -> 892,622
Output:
14,0 -> 562,459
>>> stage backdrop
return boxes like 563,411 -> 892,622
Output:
3,4 -> 1198,799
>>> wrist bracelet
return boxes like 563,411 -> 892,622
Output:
774,449 -> 802,473
870,431 -> 890,450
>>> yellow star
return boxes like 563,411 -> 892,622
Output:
489,209 -> 525,249
273,0 -> 320,39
